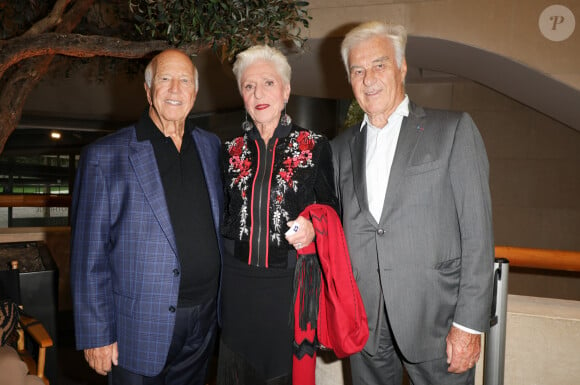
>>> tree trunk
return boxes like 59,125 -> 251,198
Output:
0,0 -> 95,153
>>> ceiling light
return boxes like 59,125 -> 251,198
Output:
50,131 -> 62,140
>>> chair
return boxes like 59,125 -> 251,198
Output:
0,260 -> 53,385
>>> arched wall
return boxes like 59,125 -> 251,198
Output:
307,0 -> 580,90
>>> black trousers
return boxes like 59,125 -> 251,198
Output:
109,297 -> 217,385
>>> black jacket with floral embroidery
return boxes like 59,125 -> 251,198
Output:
221,123 -> 338,269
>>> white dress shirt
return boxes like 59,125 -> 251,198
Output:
363,95 -> 408,223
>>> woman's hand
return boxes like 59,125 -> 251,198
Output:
285,216 -> 315,250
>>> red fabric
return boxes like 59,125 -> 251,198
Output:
292,319 -> 317,385
292,204 -> 369,385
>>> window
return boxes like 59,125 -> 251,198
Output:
0,154 -> 77,227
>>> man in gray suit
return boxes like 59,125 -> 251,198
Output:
331,21 -> 494,385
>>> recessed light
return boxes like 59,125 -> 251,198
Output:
50,131 -> 62,140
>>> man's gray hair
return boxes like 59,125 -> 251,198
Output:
341,21 -> 407,82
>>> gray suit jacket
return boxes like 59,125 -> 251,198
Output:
331,101 -> 494,363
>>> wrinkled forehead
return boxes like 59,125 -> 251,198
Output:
349,35 -> 394,65
154,51 -> 195,77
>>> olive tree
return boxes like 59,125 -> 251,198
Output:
0,0 -> 310,152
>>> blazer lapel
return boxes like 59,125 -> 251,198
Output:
128,131 -> 177,256
191,128 -> 223,240
349,124 -> 378,226
379,103 -> 426,224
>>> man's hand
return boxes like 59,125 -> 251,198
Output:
84,342 -> 118,376
446,326 -> 481,373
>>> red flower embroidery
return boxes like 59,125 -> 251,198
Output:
283,157 -> 297,169
230,157 -> 251,186
278,131 -> 318,193
279,169 -> 294,187
226,136 -> 253,239
297,131 -> 315,152
229,137 -> 245,157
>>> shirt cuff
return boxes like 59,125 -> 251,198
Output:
453,322 -> 483,335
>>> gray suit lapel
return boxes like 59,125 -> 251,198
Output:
349,124 -> 378,226
129,133 -> 178,256
379,103 -> 426,223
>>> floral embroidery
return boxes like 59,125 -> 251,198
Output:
226,136 -> 252,239
225,129 -> 322,246
276,130 -> 317,192
270,130 -> 320,241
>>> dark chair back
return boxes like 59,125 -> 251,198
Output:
0,261 -> 21,305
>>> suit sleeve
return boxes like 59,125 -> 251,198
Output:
449,113 -> 494,332
70,146 -> 116,350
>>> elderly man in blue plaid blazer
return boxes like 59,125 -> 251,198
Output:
70,49 -> 223,385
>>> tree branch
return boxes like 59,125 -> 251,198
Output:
0,0 -> 96,153
56,0 -> 95,33
23,0 -> 72,36
0,56 -> 54,153
0,33 -> 174,78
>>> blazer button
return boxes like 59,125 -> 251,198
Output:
169,306 -> 176,313
377,228 -> 385,235
173,269 -> 180,277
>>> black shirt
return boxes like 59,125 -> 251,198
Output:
136,112 -> 220,306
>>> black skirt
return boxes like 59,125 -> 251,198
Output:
217,254 -> 294,384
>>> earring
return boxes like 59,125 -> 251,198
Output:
280,102 -> 292,127
242,111 -> 252,132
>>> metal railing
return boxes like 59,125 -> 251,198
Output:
0,194 -> 70,208
495,246 -> 580,272
485,246 -> 579,385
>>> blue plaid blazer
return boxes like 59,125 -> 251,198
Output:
70,124 -> 223,376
